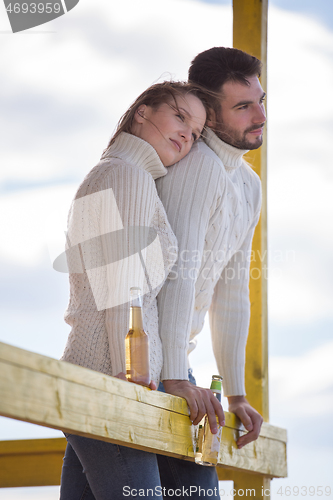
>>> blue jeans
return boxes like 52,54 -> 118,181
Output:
60,370 -> 219,499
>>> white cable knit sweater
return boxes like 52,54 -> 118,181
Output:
61,132 -> 177,385
156,129 -> 262,396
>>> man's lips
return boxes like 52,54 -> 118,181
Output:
249,128 -> 263,135
247,124 -> 265,135
170,139 -> 181,152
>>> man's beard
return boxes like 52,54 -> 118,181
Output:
213,115 -> 264,150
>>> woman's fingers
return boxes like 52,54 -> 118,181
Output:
114,373 -> 157,390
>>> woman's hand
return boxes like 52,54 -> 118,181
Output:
162,379 -> 225,433
115,372 -> 157,390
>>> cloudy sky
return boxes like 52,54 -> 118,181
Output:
0,0 -> 332,498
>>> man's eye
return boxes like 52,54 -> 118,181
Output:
238,105 -> 248,110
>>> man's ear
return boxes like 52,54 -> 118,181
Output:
134,105 -> 147,124
206,108 -> 216,128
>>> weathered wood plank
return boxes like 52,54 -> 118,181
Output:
0,342 -> 287,488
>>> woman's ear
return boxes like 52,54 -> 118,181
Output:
134,105 -> 147,124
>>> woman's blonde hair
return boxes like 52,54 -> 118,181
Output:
104,81 -> 219,151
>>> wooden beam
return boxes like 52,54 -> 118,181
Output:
0,437 -> 66,488
0,341 -> 287,487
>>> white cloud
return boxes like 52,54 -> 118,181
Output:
0,185 -> 77,266
0,0 -> 232,182
266,7 -> 333,325
0,3 -> 333,495
269,341 -> 333,418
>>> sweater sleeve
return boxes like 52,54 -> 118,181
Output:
98,163 -> 158,376
209,192 -> 262,396
156,152 -> 222,380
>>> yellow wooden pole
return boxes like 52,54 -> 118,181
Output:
217,1 -> 271,498
233,0 -> 269,422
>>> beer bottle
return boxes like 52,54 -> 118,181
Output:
125,287 -> 150,387
195,375 -> 223,466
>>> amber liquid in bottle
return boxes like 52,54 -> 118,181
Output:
195,375 -> 223,466
125,287 -> 150,387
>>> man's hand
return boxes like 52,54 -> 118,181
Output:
115,372 -> 157,390
227,395 -> 263,449
162,379 -> 225,433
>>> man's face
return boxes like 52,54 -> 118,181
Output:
211,75 -> 266,150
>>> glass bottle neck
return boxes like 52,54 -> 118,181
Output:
129,305 -> 144,330
210,375 -> 222,403
129,287 -> 144,330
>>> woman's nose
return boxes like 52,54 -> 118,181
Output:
180,125 -> 192,141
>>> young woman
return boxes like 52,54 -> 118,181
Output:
60,81 -> 207,499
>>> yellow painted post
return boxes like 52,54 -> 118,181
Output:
233,0 -> 269,424
217,1 -> 270,498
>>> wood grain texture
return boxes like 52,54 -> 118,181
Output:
0,341 -> 287,488
0,438 -> 66,488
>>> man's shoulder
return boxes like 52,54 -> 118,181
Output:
192,139 -> 222,164
239,160 -> 262,188
166,139 -> 223,176
185,139 -> 223,167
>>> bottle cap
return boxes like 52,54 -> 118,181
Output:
210,375 -> 222,393
129,287 -> 142,307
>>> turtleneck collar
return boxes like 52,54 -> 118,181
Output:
203,128 -> 248,172
101,132 -> 168,181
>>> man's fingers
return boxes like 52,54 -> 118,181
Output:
212,396 -> 225,427
237,413 -> 263,448
161,380 -> 224,430
187,396 -> 200,425
236,407 -> 254,431
206,397 -> 225,432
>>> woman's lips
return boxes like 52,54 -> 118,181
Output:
170,139 -> 181,152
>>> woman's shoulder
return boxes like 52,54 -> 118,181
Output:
76,157 -> 155,199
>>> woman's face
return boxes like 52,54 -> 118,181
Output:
133,94 -> 206,167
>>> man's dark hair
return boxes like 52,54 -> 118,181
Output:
188,47 -> 262,93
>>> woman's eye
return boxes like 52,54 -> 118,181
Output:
176,113 -> 185,122
192,133 -> 198,141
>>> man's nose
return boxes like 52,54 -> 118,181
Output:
253,103 -> 266,124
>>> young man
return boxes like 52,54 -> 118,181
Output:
155,47 -> 266,495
